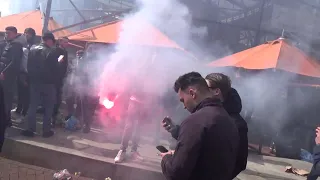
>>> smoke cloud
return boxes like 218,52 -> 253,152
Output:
77,0 -> 212,106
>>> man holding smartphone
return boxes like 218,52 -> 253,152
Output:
160,72 -> 239,180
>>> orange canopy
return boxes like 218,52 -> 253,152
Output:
67,19 -> 181,49
0,10 -> 71,38
208,39 -> 320,78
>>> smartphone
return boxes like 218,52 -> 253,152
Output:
156,145 -> 169,153
162,117 -> 171,124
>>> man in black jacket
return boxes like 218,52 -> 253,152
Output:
0,26 -> 23,127
12,28 -> 36,119
163,73 -> 248,179
205,73 -> 248,178
51,37 -> 69,126
160,72 -> 239,180
307,127 -> 320,180
21,33 -> 59,138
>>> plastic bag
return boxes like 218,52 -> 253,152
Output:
300,148 -> 313,163
65,116 -> 79,131
53,169 -> 73,180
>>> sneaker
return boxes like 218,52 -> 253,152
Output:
42,130 -> 54,138
131,151 -> 144,161
21,130 -> 35,137
11,111 -> 21,120
11,108 -> 21,114
114,150 -> 126,163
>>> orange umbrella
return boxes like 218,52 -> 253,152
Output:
67,19 -> 181,49
0,10 -> 71,38
208,38 -> 320,78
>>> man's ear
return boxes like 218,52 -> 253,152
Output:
213,88 -> 221,96
189,88 -> 196,98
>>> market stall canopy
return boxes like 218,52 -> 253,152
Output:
67,19 -> 182,49
208,38 -> 320,78
0,10 -> 71,38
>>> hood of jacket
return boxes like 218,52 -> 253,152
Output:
223,88 -> 242,115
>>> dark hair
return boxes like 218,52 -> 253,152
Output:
5,26 -> 17,33
42,32 -> 55,42
24,28 -> 36,36
174,72 -> 208,93
205,73 -> 231,99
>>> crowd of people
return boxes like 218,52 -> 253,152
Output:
1,25 -> 320,180
0,26 -> 98,149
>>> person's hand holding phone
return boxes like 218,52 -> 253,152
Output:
162,116 -> 176,132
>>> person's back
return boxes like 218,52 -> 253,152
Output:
180,99 -> 239,180
224,88 -> 248,177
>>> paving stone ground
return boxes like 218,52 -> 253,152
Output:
0,157 -> 94,180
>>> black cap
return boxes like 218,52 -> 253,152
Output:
42,32 -> 55,42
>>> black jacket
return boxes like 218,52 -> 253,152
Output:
55,46 -> 68,83
162,98 -> 239,180
307,145 -> 320,180
170,88 -> 248,179
0,37 -> 23,82
223,88 -> 248,178
27,43 -> 59,84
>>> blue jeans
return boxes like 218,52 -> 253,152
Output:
26,84 -> 56,133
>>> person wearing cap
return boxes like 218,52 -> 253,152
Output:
21,32 -> 59,138
0,26 -> 24,127
11,28 -> 37,121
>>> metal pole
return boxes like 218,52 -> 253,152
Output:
42,0 -> 53,35
50,11 -> 129,33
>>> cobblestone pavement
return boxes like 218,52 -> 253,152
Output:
0,157 -> 93,180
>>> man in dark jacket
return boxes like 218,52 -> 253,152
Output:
21,33 -> 59,138
205,73 -> 248,178
160,72 -> 239,180
307,127 -> 320,180
163,73 -> 248,179
0,26 -> 23,127
12,28 -> 36,119
51,37 -> 69,126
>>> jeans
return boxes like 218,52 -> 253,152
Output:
52,82 -> 63,118
26,84 -> 56,133
120,115 -> 142,152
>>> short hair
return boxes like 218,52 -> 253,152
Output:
205,73 -> 231,99
42,32 -> 55,42
5,26 -> 17,33
174,72 -> 208,93
24,28 -> 36,36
